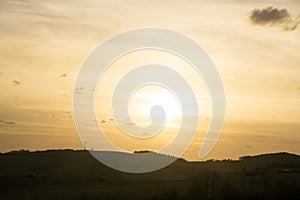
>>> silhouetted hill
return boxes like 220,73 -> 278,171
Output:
0,150 -> 299,200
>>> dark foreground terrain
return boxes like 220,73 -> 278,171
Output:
0,150 -> 300,200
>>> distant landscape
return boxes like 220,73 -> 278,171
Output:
0,150 -> 299,200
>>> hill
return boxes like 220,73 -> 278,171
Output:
0,150 -> 299,200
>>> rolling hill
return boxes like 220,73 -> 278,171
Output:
0,150 -> 299,200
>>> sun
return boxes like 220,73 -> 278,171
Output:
128,85 -> 182,127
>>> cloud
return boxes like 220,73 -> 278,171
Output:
60,73 -> 67,77
44,66 -> 52,70
142,132 -> 150,136
12,80 -> 20,85
247,6 -> 300,31
4,121 -> 16,125
74,87 -> 84,94
0,120 -> 16,125
62,111 -> 71,114
124,122 -> 136,126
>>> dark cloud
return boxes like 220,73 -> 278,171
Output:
100,120 -> 106,124
12,80 -> 20,85
60,73 -> 67,77
0,120 -> 16,125
245,145 -> 252,149
247,6 -> 300,31
4,121 -> 16,125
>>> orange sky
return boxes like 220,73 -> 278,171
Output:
0,0 -> 299,160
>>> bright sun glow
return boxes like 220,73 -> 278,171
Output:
129,85 -> 182,127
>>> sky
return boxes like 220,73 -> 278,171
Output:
0,0 -> 299,160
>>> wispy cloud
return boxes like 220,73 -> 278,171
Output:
124,122 -> 136,126
74,87 -> 84,94
12,80 -> 21,85
246,6 -> 300,31
0,120 -> 16,125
